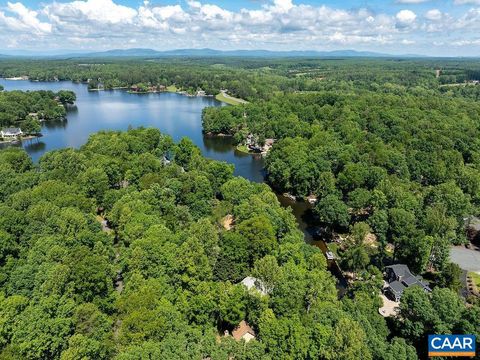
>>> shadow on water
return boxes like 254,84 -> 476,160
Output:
202,135 -> 236,153
42,119 -> 68,130
0,141 -> 22,151
23,140 -> 46,153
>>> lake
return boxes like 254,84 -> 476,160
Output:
0,79 -> 265,182
0,78 -> 347,291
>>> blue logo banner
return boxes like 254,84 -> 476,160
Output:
428,335 -> 476,357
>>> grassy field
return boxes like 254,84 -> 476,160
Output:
235,144 -> 250,154
215,92 -> 247,106
469,272 -> 480,291
166,85 -> 178,92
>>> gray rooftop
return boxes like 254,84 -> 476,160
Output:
386,264 -> 431,294
389,281 -> 406,294
386,264 -> 410,278
1,127 -> 22,134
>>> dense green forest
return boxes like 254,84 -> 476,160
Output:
202,81 -> 480,277
0,89 -> 76,134
1,58 -> 479,358
1,57 -> 478,101
3,128 -> 472,359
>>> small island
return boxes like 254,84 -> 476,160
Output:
0,89 -> 76,143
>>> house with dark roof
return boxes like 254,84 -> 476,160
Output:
384,264 -> 431,302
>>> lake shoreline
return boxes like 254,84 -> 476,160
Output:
0,134 -> 41,144
0,77 -> 346,293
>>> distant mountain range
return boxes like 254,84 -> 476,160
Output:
0,48 -> 427,59
81,48 -> 402,58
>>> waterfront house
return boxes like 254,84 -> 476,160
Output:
1,127 -> 23,139
384,264 -> 431,302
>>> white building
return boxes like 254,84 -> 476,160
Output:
240,276 -> 268,296
1,128 -> 23,139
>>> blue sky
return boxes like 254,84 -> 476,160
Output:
1,0 -> 480,56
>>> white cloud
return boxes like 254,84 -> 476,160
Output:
45,0 -> 137,25
269,0 -> 294,13
396,9 -> 417,24
454,0 -> 480,4
2,2 -> 52,33
0,0 -> 478,56
425,9 -> 442,21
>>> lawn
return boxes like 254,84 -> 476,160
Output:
236,144 -> 250,154
166,85 -> 178,92
469,272 -> 480,292
215,92 -> 247,106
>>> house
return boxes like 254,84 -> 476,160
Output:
1,127 -> 23,139
232,320 -> 256,343
240,276 -> 267,296
384,264 -> 431,302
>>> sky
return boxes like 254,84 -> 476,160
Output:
1,0 -> 480,56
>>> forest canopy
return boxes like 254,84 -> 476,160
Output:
202,84 -> 480,278
0,89 -> 76,131
2,128 -> 474,359
1,57 -> 480,359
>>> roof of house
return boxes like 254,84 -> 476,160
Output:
1,127 -> 22,134
402,274 -> 419,286
232,320 -> 255,341
240,276 -> 267,295
386,264 -> 431,293
386,264 -> 411,278
388,280 -> 406,295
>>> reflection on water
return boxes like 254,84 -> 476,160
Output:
276,195 -> 314,241
0,79 -> 264,181
23,140 -> 46,153
43,119 -> 68,130
202,135 -> 235,153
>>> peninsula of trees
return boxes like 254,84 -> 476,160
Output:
0,89 -> 76,138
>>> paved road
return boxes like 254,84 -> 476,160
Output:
220,90 -> 248,104
450,246 -> 480,273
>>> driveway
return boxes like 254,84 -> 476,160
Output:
450,246 -> 480,273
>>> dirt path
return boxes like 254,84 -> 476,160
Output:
114,250 -> 124,294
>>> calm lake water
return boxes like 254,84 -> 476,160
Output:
0,79 -> 265,182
